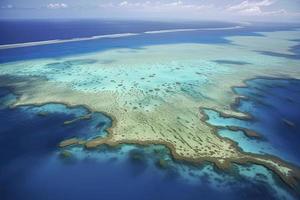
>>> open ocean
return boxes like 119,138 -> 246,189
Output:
0,20 -> 300,200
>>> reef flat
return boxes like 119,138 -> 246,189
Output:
1,29 -> 300,189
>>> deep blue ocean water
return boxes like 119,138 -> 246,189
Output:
234,79 -> 300,163
0,20 -> 299,63
0,20 -> 240,45
205,78 -> 300,167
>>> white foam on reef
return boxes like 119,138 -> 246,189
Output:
144,26 -> 243,34
0,26 -> 243,50
0,33 -> 139,50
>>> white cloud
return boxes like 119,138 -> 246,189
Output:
227,0 -> 273,11
99,1 -> 212,11
47,3 -> 68,9
226,0 -> 288,16
167,1 -> 184,6
105,0 -> 214,12
119,1 -> 129,7
1,4 -> 14,9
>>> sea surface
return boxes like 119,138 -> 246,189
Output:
0,20 -> 299,63
205,78 -> 300,166
0,85 -> 297,200
0,20 -> 300,200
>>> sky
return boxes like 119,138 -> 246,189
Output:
0,0 -> 300,22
